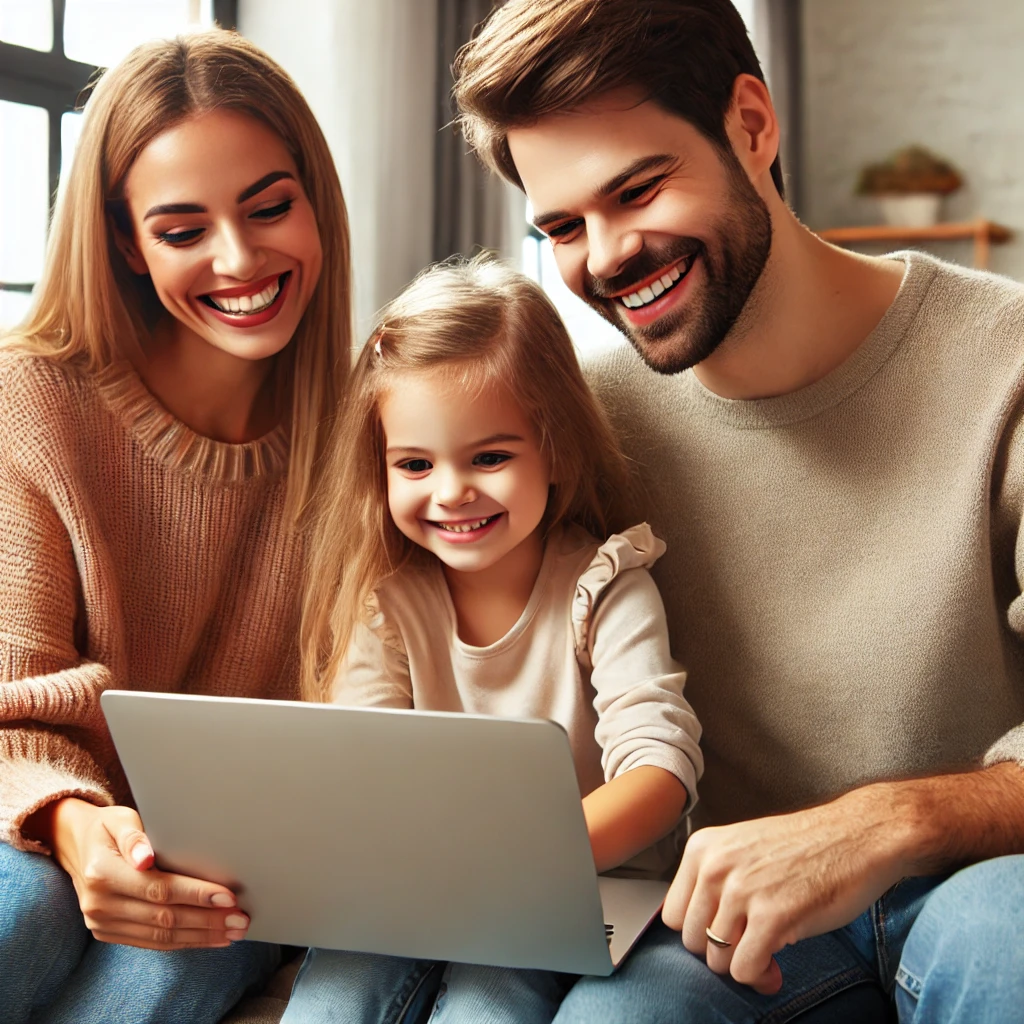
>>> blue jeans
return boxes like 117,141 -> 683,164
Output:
0,841 -> 281,1024
281,947 -> 579,1023
553,855 -> 1024,1023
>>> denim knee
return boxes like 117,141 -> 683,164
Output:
0,843 -> 90,1020
896,855 -> 1024,1024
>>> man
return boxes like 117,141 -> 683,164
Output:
454,1 -> 1024,1020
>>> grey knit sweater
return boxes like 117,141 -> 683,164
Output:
585,251 -> 1024,830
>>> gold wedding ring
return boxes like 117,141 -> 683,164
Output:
705,926 -> 732,949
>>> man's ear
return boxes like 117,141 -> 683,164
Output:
110,216 -> 149,276
724,73 -> 780,185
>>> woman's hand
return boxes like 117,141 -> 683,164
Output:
47,797 -> 250,949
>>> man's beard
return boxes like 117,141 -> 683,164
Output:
583,149 -> 773,375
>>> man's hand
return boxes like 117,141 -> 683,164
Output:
49,797 -> 250,949
663,783 -> 919,993
663,763 -> 1024,993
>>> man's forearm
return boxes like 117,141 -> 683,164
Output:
880,760 -> 1024,875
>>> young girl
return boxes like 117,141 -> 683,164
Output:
290,258 -> 703,1024
0,30 -> 350,1024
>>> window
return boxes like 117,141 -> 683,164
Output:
0,0 -> 236,329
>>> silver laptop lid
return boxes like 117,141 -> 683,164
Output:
101,692 -> 616,975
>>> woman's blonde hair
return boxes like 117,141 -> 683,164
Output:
3,29 -> 352,519
301,256 -> 637,701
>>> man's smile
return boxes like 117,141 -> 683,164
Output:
614,254 -> 699,310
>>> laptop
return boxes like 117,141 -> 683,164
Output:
100,691 -> 670,976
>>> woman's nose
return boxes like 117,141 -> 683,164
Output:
211,225 -> 266,281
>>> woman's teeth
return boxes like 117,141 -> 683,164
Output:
620,256 -> 695,309
207,278 -> 281,315
435,515 -> 498,533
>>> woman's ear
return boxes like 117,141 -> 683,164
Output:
109,214 -> 149,276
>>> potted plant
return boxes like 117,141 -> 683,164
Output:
856,145 -> 963,227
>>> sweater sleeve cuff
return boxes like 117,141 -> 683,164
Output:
2,757 -> 113,855
982,724 -> 1024,771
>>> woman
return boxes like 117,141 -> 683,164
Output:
0,29 -> 350,1024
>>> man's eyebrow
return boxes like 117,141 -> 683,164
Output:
531,154 -> 677,229
237,170 -> 295,204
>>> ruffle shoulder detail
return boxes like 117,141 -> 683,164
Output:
571,523 -> 666,663
362,589 -> 407,657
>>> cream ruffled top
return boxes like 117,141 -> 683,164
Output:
336,523 -> 704,877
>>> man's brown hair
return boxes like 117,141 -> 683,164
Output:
453,0 -> 784,197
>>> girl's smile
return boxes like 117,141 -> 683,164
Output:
380,370 -> 551,586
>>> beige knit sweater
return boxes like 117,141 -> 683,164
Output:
0,353 -> 302,854
586,252 -> 1024,830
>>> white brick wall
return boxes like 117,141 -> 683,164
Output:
802,0 -> 1024,279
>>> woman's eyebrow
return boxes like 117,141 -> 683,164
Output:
144,202 -> 205,220
237,170 -> 295,203
142,171 -> 296,220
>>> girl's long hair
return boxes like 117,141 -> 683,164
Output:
2,29 -> 352,520
301,256 -> 638,702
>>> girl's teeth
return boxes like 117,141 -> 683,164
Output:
439,517 -> 492,532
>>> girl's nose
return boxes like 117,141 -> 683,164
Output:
432,468 -> 476,508
211,225 -> 266,281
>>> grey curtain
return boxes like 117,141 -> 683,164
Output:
433,0 -> 514,261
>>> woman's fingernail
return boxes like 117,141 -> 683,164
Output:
225,929 -> 248,941
130,844 -> 152,868
210,893 -> 235,908
225,914 -> 249,930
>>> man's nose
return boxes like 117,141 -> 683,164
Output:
586,220 -> 644,282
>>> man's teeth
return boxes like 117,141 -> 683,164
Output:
436,516 -> 496,533
620,262 -> 687,309
208,278 -> 281,315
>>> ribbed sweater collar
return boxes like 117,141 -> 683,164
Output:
676,250 -> 940,430
93,360 -> 289,481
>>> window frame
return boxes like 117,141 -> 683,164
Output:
0,0 -> 237,298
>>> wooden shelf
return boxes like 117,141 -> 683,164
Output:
818,219 -> 1012,269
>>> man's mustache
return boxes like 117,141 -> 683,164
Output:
584,238 -> 704,301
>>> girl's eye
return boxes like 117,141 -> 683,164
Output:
251,199 -> 294,220
156,228 -> 204,245
398,458 -> 432,473
474,452 -> 511,467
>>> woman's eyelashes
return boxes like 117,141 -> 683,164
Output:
250,198 -> 294,220
153,198 -> 295,246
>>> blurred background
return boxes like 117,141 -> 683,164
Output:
2,0 -> 1021,353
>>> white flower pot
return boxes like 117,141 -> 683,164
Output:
878,193 -> 943,228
